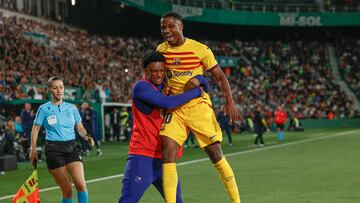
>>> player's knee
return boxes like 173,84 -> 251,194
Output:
209,152 -> 223,163
205,143 -> 223,163
161,136 -> 179,163
162,148 -> 177,163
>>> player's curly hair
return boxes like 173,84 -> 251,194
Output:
161,11 -> 183,22
142,51 -> 165,68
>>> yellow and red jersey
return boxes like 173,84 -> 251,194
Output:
157,38 -> 217,108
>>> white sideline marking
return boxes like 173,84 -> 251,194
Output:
1,129 -> 358,200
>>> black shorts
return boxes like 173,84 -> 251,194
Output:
276,124 -> 284,130
45,140 -> 82,170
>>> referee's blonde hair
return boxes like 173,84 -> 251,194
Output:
47,76 -> 62,88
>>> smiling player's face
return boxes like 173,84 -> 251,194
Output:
145,62 -> 165,85
160,17 -> 184,47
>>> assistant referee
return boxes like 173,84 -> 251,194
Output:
29,76 -> 94,203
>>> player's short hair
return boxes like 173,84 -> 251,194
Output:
47,76 -> 62,88
142,51 -> 165,68
161,11 -> 183,23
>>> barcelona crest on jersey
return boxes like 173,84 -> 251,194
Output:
173,57 -> 181,65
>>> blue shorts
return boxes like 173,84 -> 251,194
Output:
119,154 -> 183,203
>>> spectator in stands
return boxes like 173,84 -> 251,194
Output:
1,118 -> 28,161
13,116 -> 22,131
0,84 -> 4,102
27,87 -> 35,99
0,119 -> 16,155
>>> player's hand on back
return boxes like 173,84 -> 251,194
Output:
184,77 -> 200,91
162,86 -> 171,95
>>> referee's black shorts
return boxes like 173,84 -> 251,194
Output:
276,124 -> 284,130
45,140 -> 82,170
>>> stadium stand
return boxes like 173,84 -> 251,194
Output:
1,0 -> 360,122
326,0 -> 360,12
1,13 -> 359,119
166,0 -> 360,12
336,38 -> 360,100
207,39 -> 360,119
0,2 -> 359,202
0,14 -> 159,103
166,0 -> 319,12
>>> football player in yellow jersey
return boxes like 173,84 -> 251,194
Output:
157,12 -> 241,203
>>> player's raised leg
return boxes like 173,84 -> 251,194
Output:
205,143 -> 241,203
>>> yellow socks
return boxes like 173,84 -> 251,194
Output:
214,157 -> 241,203
162,163 -> 178,203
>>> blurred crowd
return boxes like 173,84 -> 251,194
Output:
165,0 -> 359,12
0,103 -> 34,161
2,0 -> 359,16
0,14 -> 359,121
337,38 -> 360,100
207,39 -> 360,119
325,0 -> 360,11
0,14 -> 158,103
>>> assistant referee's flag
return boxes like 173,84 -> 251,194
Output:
12,170 -> 40,203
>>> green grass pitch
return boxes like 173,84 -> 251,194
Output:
1,128 -> 359,202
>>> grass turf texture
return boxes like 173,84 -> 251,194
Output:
1,128 -> 359,202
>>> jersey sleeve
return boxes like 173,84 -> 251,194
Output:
133,81 -> 202,109
156,43 -> 165,53
34,106 -> 45,126
193,75 -> 210,92
201,45 -> 218,70
73,104 -> 82,124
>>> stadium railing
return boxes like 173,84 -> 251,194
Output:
165,0 -> 319,12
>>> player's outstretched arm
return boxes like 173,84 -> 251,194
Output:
208,65 -> 239,122
133,81 -> 202,109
